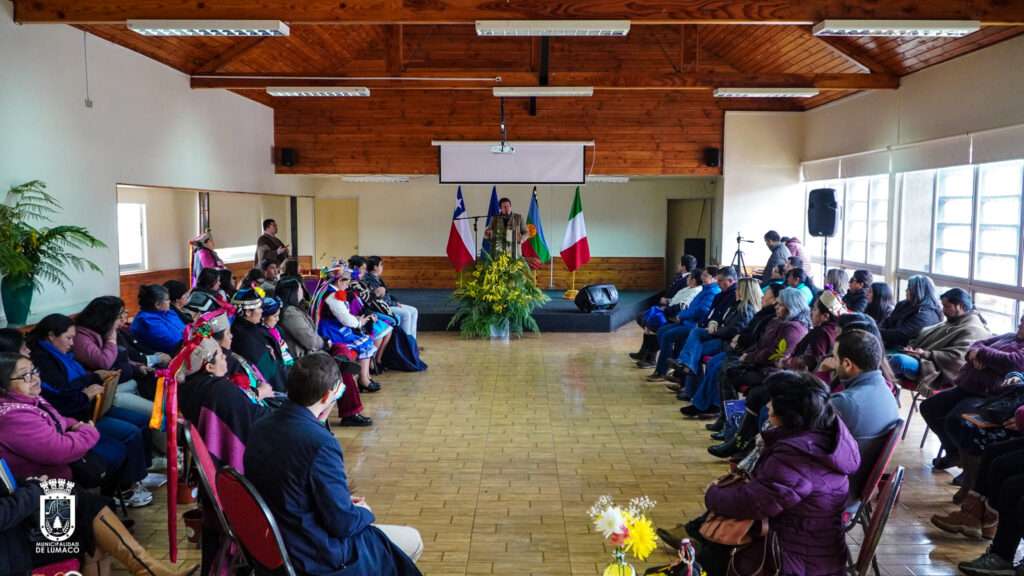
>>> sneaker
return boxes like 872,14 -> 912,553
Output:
147,457 -> 167,472
115,485 -> 154,508
635,359 -> 656,369
958,552 -> 1015,576
140,472 -> 168,490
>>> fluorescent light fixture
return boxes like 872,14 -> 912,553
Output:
586,175 -> 629,183
341,175 -> 410,183
127,19 -> 289,37
493,86 -> 594,97
812,19 -> 980,37
476,20 -> 630,37
713,87 -> 820,98
266,87 -> 370,97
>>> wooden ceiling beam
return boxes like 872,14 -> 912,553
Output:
680,25 -> 698,71
809,35 -> 894,75
384,25 -> 404,73
15,0 -> 1024,25
194,37 -> 265,74
191,71 -> 898,90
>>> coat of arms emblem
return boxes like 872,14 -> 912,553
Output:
39,478 -> 76,542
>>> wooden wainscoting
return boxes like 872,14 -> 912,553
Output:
120,256 -> 313,317
380,256 -> 664,291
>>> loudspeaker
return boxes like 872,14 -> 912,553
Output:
574,284 -> 619,313
280,147 -> 296,167
703,147 -> 721,168
808,188 -> 839,237
683,238 -> 707,269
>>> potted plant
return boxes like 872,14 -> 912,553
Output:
448,251 -> 550,339
0,180 -> 106,325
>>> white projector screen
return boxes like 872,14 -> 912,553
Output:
434,141 -> 592,184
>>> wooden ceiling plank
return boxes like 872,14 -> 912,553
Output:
17,0 -> 1024,25
194,37 -> 265,74
680,24 -> 698,70
385,24 -> 403,73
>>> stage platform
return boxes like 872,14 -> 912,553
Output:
398,289 -> 661,333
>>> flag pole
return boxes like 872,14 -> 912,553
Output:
548,185 -> 556,290
563,270 -> 578,300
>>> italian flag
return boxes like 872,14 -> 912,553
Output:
560,186 -> 591,272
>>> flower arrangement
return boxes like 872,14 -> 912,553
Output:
589,495 -> 658,575
448,251 -> 550,339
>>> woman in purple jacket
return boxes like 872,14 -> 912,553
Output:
699,371 -> 860,576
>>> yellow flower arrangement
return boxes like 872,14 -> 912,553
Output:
588,495 -> 658,574
448,252 -> 551,339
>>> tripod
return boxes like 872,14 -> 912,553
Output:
730,233 -> 755,276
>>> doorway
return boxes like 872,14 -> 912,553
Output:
314,198 -> 359,268
666,199 -> 712,285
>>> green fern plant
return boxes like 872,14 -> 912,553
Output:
0,180 -> 106,292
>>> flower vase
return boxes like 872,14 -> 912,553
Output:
489,319 -> 510,340
603,549 -> 636,576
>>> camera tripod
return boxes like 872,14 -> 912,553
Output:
730,233 -> 755,276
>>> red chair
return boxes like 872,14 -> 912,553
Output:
845,419 -> 905,533
216,466 -> 297,576
848,466 -> 905,576
183,424 -> 247,573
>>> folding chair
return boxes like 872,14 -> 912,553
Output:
900,379 -> 952,448
848,466 -> 905,576
216,466 -> 297,576
183,424 -> 247,573
845,419 -> 905,534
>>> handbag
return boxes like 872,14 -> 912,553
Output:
69,449 -> 110,489
699,473 -> 768,546
978,384 -> 1024,424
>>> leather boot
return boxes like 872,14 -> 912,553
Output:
708,433 -> 752,459
636,335 -> 658,368
93,507 -> 199,576
80,549 -> 110,576
931,491 -> 998,540
953,453 -> 981,505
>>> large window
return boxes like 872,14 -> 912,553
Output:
976,161 -> 1023,286
117,203 -> 147,272
805,174 -> 889,272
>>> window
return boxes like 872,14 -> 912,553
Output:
117,203 -> 147,272
898,170 -> 936,272
843,179 -> 868,264
975,293 -> 1018,335
976,161 -> 1023,286
934,166 -> 974,276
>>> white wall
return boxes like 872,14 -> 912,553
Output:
0,5 -> 314,323
309,176 -> 722,262
721,112 -> 806,271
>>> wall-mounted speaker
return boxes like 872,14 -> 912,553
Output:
703,147 -> 721,168
808,188 -> 840,237
280,147 -> 296,167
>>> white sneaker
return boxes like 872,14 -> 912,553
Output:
148,457 -> 168,472
115,484 -> 154,508
140,472 -> 167,490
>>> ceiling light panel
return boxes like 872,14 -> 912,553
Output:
341,176 -> 410,183
127,20 -> 290,37
266,87 -> 370,97
713,88 -> 820,98
492,87 -> 594,97
476,20 -> 630,37
812,19 -> 980,37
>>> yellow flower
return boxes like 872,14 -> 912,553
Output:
624,515 -> 656,561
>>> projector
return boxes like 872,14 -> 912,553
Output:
490,143 -> 515,154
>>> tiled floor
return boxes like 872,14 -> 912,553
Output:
121,327 -> 1014,575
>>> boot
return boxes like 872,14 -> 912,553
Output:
93,507 -> 199,576
636,335 -> 659,368
628,339 -> 647,361
930,491 -> 998,540
953,453 -> 981,505
80,549 -> 111,576
708,433 -> 752,458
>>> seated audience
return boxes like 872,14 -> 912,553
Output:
185,268 -> 232,316
784,267 -> 814,304
348,255 -> 394,369
279,259 -> 308,301
207,315 -> 273,405
922,314 -> 1024,470
130,284 -> 187,355
217,268 -> 237,301
0,352 -> 196,576
865,281 -> 895,325
825,268 -> 849,299
230,288 -> 287,393
842,270 -> 871,314
632,271 -> 701,367
73,295 -> 155,416
784,290 -> 843,373
236,268 -> 266,293
645,266 -> 724,379
887,288 -> 991,394
260,296 -> 295,370
363,255 -> 420,340
312,265 -> 382,393
708,287 -> 810,457
163,279 -> 194,324
695,371 -> 859,575
879,274 -> 943,349
760,230 -> 791,284
189,229 -> 224,287
660,254 -> 699,306
244,353 -> 423,575
259,258 -> 280,296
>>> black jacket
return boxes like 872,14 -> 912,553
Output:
879,300 -> 944,349
231,318 -> 288,393
716,302 -> 758,342
701,283 -> 737,328
1,480 -> 44,576
29,343 -> 101,420
843,288 -> 868,314
736,305 -> 778,351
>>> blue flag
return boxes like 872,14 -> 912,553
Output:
481,185 -> 499,255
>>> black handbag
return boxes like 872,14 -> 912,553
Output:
69,449 -> 110,489
978,385 -> 1024,424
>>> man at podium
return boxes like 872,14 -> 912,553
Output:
483,197 -> 528,258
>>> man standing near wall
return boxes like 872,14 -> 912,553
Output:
255,219 -> 289,266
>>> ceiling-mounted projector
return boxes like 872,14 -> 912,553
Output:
491,143 -> 515,154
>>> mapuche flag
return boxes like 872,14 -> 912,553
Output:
520,188 -> 551,270
560,186 -> 591,272
446,186 -> 476,270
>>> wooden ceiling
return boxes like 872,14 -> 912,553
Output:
15,1 -> 1024,175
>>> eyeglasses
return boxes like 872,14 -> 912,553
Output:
11,368 -> 40,382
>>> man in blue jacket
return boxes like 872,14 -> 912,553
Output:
646,266 -> 721,381
244,353 -> 423,576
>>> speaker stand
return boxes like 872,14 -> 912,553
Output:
822,237 -> 829,274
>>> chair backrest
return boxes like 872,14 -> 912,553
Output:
215,466 -> 296,576
854,466 -> 905,576
183,424 -> 236,541
846,418 -> 904,528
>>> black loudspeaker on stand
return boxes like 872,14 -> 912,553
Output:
574,284 -> 619,313
808,187 -> 839,271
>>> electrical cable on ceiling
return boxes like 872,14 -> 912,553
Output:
83,31 -> 93,108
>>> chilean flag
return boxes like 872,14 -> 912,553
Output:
446,186 -> 476,270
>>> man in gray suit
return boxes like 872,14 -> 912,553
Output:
483,197 -> 528,258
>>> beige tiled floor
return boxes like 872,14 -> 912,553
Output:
122,327 -> 1013,575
